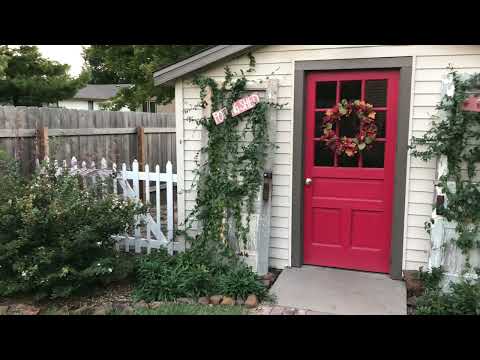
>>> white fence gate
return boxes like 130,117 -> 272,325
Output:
38,156 -> 177,254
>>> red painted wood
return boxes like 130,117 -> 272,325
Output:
303,70 -> 400,273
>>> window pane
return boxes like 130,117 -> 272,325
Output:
363,142 -> 385,168
150,102 -> 156,113
375,111 -> 386,138
316,82 -> 337,109
314,141 -> 334,167
365,80 -> 387,107
338,153 -> 358,167
340,80 -> 361,102
142,102 -> 148,112
339,113 -> 359,138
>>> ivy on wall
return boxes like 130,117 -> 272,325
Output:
410,69 -> 480,270
182,58 -> 283,256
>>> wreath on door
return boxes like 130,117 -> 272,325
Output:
320,99 -> 378,157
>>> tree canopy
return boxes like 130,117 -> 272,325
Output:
0,45 -> 88,107
82,45 -> 209,111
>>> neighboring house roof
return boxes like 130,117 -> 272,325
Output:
73,84 -> 132,101
153,45 -> 259,86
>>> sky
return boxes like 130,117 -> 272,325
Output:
37,45 -> 88,77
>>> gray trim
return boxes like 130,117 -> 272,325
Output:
291,57 -> 413,280
153,45 -> 258,86
292,68 -> 306,268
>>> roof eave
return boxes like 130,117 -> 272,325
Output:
153,45 -> 259,86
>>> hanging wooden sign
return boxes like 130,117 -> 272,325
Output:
231,94 -> 260,117
212,107 -> 228,125
463,94 -> 480,112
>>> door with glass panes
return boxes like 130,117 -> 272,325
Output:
303,70 -> 399,273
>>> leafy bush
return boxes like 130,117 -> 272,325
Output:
416,279 -> 480,315
133,246 -> 268,302
0,160 -> 146,299
134,248 -> 212,301
215,265 -> 268,301
417,266 -> 445,291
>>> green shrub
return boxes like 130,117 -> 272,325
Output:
0,160 -> 146,299
215,265 -> 268,301
416,278 -> 480,315
133,246 -> 269,302
134,248 -> 212,301
417,266 -> 445,291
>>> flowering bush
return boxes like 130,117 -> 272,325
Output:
0,159 -> 146,299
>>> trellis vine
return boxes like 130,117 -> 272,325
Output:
410,68 -> 480,269
183,58 -> 283,256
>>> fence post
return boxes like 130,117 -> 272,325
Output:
37,127 -> 49,161
166,161 -> 174,246
137,126 -> 146,201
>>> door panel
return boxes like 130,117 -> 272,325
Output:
303,70 -> 399,273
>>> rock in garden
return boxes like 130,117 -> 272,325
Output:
115,304 -> 134,315
209,295 -> 223,305
15,304 -> 40,315
149,301 -> 165,309
283,308 -> 296,315
235,298 -> 244,306
197,297 -> 210,305
262,272 -> 274,281
0,306 -> 9,315
245,294 -> 258,309
221,297 -> 235,305
177,298 -> 194,305
133,300 -> 148,309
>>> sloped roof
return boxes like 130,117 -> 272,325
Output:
73,84 -> 132,100
153,45 -> 259,86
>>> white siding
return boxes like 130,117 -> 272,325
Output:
58,99 -> 130,112
175,45 -> 480,271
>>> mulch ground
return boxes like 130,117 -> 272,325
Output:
0,280 -> 135,315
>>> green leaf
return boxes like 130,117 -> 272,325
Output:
365,137 -> 373,144
358,143 -> 366,150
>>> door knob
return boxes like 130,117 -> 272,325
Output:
305,178 -> 312,185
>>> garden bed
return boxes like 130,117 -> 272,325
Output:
0,268 -> 280,316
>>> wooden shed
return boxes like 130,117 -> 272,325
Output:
154,45 -> 480,279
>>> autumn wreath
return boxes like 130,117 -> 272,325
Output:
320,99 -> 378,157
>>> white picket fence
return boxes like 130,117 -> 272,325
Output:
38,156 -> 177,254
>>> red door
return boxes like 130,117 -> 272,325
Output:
303,70 -> 399,273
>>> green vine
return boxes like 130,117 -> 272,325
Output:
183,59 -> 283,256
410,68 -> 480,268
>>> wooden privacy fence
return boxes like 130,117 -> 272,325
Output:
47,156 -> 178,254
0,106 -> 176,175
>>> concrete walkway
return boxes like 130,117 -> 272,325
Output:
269,266 -> 406,315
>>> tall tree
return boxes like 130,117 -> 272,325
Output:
0,45 -> 89,107
83,45 -> 209,110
